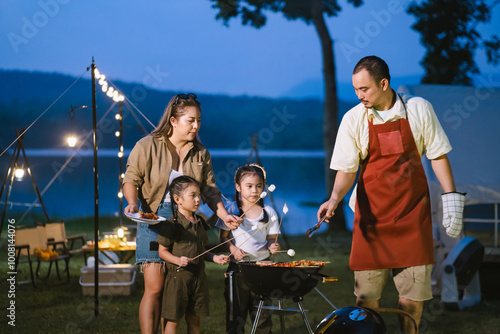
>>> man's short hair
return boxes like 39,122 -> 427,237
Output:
353,56 -> 391,84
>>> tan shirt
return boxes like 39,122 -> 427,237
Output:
331,93 -> 452,173
157,213 -> 210,271
123,135 -> 220,213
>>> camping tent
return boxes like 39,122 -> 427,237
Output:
397,83 -> 500,294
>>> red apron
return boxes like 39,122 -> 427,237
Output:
350,96 -> 434,270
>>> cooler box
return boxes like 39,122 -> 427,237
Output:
79,264 -> 137,296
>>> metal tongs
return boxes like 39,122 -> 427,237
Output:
306,215 -> 327,238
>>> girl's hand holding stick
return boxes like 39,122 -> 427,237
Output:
194,184 -> 276,261
212,254 -> 229,265
177,256 -> 191,268
268,242 -> 280,254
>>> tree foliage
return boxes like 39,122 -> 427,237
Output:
211,0 -> 362,27
408,0 -> 500,85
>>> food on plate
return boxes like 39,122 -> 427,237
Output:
139,211 -> 158,220
256,260 -> 326,267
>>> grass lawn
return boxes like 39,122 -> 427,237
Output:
1,215 -> 499,333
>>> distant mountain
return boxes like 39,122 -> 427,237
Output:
282,74 -> 426,101
0,70 -> 358,152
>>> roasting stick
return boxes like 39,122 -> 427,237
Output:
253,249 -> 296,256
274,203 -> 288,244
179,226 -> 262,268
187,210 -> 263,264
229,222 -> 270,257
187,185 -> 277,265
238,190 -> 268,218
229,184 -> 278,257
188,188 -> 273,263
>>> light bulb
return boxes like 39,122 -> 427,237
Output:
118,151 -> 124,158
113,95 -> 120,102
106,86 -> 114,97
101,85 -> 108,92
14,168 -> 24,181
115,131 -> 120,137
118,95 -> 125,102
118,191 -> 123,198
117,228 -> 124,238
120,173 -> 125,179
67,135 -> 77,148
115,114 -> 121,120
99,74 -> 106,81
94,68 -> 100,78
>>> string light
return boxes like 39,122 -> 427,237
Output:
94,67 -> 125,102
106,86 -> 114,97
93,66 -> 127,218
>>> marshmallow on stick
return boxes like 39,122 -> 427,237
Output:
251,249 -> 296,257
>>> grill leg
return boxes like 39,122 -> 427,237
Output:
228,271 -> 235,321
250,299 -> 265,334
278,299 -> 286,334
297,300 -> 313,334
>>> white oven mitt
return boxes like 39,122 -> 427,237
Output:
441,192 -> 466,238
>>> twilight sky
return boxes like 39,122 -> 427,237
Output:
1,0 -> 499,101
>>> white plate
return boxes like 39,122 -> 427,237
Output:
125,212 -> 166,225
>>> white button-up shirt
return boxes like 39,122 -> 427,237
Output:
330,93 -> 452,173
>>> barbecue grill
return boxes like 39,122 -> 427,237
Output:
238,262 -> 338,334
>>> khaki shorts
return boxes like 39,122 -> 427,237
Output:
162,269 -> 209,320
354,265 -> 433,301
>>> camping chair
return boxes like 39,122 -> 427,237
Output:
14,225 -> 70,287
44,221 -> 87,265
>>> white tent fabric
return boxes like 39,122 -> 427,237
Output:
397,84 -> 500,294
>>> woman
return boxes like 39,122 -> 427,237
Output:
123,93 -> 241,334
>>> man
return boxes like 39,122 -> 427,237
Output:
317,56 -> 465,333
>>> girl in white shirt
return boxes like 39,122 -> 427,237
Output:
216,164 -> 280,333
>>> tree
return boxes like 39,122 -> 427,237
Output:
407,0 -> 500,85
210,0 -> 363,228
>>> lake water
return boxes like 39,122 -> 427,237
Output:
1,149 -> 354,235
